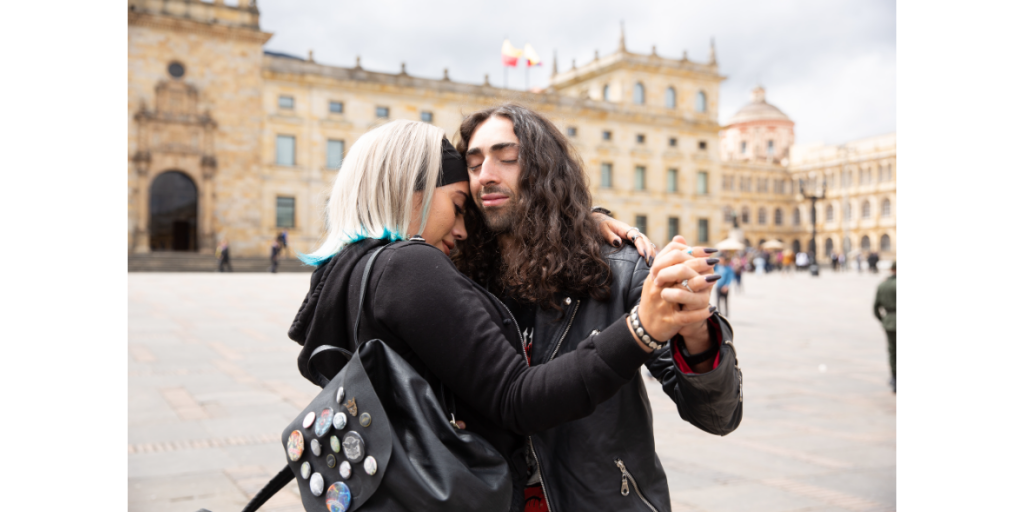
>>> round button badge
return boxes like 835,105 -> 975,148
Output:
310,472 -> 325,497
333,412 -> 347,430
363,456 -> 378,476
311,438 -> 322,457
302,411 -> 316,429
300,461 -> 311,479
335,386 -> 345,404
286,430 -> 304,461
330,435 -> 341,453
359,412 -> 372,428
325,481 -> 352,512
339,460 -> 352,479
315,408 -> 334,437
341,431 -> 365,462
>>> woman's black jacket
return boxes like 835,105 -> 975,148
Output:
287,239 -> 651,509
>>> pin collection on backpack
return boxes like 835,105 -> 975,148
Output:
287,384 -> 379,512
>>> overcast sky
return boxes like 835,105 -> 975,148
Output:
256,0 -> 895,145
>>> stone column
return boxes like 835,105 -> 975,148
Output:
132,151 -> 152,253
200,155 -> 217,254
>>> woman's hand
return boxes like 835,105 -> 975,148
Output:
633,239 -> 716,349
592,211 -> 658,265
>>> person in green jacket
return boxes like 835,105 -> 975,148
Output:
874,261 -> 897,393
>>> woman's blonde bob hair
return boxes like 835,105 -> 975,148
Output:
300,120 -> 444,265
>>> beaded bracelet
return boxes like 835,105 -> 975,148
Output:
629,305 -> 669,351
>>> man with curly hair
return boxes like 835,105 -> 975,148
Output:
455,103 -> 744,512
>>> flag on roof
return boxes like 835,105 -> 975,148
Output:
523,43 -> 542,67
502,39 -> 522,67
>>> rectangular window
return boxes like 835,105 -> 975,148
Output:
669,137 -> 678,147
634,166 -> 646,191
767,140 -> 775,156
278,95 -> 294,109
697,171 -> 708,195
741,141 -> 747,153
698,140 -> 707,150
421,111 -> 434,123
600,163 -> 613,189
636,134 -> 645,144
602,130 -> 612,141
635,215 -> 648,236
276,196 -> 295,228
698,218 -> 709,243
667,169 -> 678,193
668,216 -> 679,240
327,139 -> 344,169
376,106 -> 389,118
567,126 -> 577,137
329,101 -> 344,113
276,135 -> 296,166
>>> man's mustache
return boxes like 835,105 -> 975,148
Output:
477,186 -> 515,203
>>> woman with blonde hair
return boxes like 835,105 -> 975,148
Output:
287,119 -> 716,511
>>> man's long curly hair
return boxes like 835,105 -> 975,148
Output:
453,103 -> 611,313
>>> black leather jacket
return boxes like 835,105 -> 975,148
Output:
524,245 -> 743,512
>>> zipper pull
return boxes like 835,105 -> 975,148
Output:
615,459 -> 629,496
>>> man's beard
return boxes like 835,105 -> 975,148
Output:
477,186 -> 517,234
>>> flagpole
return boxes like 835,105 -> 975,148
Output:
504,66 -> 508,89
525,64 -> 529,91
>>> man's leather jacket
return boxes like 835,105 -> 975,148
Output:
526,245 -> 743,512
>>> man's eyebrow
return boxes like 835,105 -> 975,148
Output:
491,142 -> 519,151
465,147 -> 482,157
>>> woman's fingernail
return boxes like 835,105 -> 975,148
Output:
704,248 -> 719,253
613,238 -> 622,248
706,274 -> 722,282
706,258 -> 720,266
709,305 -> 718,314
647,256 -> 654,267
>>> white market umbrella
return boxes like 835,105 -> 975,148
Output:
716,238 -> 746,251
761,239 -> 785,251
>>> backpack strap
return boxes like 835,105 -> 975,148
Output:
306,244 -> 389,388
237,465 -> 294,512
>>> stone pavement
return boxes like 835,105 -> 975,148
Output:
128,268 -> 895,512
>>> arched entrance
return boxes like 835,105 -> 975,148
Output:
149,171 -> 198,251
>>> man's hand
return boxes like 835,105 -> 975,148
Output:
593,212 -> 659,265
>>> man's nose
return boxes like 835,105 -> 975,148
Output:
478,157 -> 501,186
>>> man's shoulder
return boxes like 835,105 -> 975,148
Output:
602,243 -> 643,264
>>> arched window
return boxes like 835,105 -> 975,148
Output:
792,207 -> 801,225
826,204 -> 834,222
758,239 -> 766,248
696,90 -> 707,113
757,207 -> 767,225
880,234 -> 891,251
774,208 -> 783,225
844,202 -> 852,220
843,236 -> 851,253
862,200 -> 871,219
792,240 -> 801,253
665,87 -> 676,108
743,238 -> 751,248
633,82 -> 645,105
741,206 -> 750,224
882,198 -> 891,217
825,238 -> 834,256
723,205 -> 733,222
861,235 -> 871,251
602,84 -> 610,101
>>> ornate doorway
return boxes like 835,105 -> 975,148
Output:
150,171 -> 197,251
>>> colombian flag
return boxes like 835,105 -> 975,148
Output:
523,43 -> 542,67
502,39 -> 522,67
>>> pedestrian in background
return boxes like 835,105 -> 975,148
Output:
276,229 -> 289,258
868,251 -> 880,273
715,257 -> 736,317
873,261 -> 897,392
856,253 -> 863,273
782,250 -> 794,274
732,256 -> 744,292
269,241 -> 281,273
831,251 -> 839,271
217,239 -> 232,272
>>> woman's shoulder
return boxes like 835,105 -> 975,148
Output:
373,240 -> 465,283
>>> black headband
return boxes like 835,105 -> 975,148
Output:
439,137 -> 469,186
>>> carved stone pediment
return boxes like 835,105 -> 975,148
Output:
134,80 -> 217,160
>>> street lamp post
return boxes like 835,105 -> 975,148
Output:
799,175 -> 826,277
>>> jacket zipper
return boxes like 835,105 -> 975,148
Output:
615,459 -> 659,512
486,289 -> 558,512
546,300 -> 580,362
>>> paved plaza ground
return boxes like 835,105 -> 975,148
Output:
128,267 -> 896,512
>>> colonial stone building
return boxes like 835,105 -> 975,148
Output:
127,0 -> 895,261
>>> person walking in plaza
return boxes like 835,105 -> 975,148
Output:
289,119 -> 709,511
873,261 -> 897,392
714,257 -> 736,317
276,229 -> 289,258
217,239 -> 232,272
856,252 -> 863,273
269,241 -> 281,273
868,251 -> 880,273
733,255 -> 744,291
457,103 -> 741,512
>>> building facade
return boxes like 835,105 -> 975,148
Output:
127,0 -> 895,261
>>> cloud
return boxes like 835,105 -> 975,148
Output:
257,0 -> 894,145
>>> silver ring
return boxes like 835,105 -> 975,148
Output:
681,279 -> 694,293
